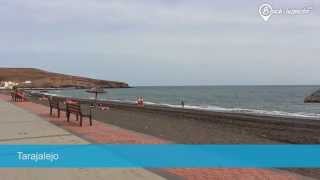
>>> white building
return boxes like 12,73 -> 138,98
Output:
0,81 -> 19,89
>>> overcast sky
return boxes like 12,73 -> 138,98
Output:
0,0 -> 319,86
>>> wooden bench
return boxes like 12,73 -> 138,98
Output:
66,102 -> 92,127
48,97 -> 62,118
11,91 -> 27,102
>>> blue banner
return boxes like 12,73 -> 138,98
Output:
0,145 -> 319,168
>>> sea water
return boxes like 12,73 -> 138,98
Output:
45,86 -> 320,119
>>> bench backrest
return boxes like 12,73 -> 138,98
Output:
48,97 -> 60,108
15,92 -> 25,99
66,103 -> 81,114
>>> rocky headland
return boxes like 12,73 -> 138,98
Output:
0,68 -> 129,89
304,89 -> 320,103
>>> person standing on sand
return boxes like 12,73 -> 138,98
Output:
140,97 -> 144,107
181,100 -> 185,108
137,97 -> 144,107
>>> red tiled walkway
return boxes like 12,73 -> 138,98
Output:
0,94 -> 309,180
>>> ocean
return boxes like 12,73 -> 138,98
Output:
44,86 -> 320,119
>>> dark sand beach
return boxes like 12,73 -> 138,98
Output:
27,93 -> 320,144
9,92 -> 320,179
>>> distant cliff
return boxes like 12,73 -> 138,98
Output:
0,68 -> 129,88
305,89 -> 320,103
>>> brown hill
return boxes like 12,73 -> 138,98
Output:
0,68 -> 129,88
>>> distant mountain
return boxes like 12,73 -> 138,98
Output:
0,68 -> 129,88
305,89 -> 320,103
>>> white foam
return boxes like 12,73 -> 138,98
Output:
145,101 -> 320,119
144,101 -> 157,105
42,93 -> 58,96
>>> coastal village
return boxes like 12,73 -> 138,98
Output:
0,80 -> 32,89
0,81 -> 20,89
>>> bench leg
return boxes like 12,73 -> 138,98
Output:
89,116 -> 92,126
80,116 -> 83,127
50,107 -> 52,116
67,112 -> 70,122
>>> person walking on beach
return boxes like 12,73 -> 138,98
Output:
181,100 -> 185,108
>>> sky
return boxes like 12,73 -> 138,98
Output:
0,0 -> 319,86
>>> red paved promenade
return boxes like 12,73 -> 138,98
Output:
0,94 -> 310,180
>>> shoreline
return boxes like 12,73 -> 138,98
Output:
30,91 -> 320,127
28,88 -> 320,121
